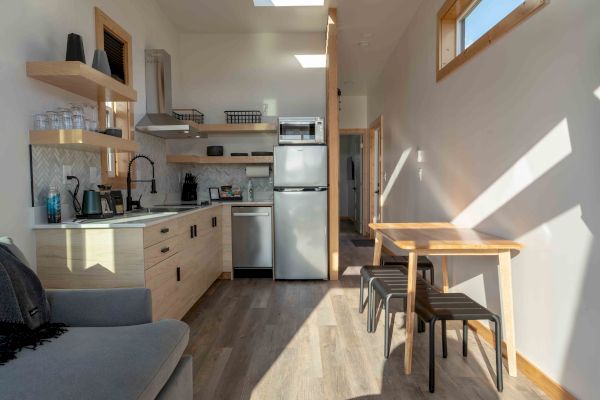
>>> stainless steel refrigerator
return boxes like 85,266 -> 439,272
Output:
274,145 -> 328,280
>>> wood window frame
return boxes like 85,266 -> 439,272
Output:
437,0 -> 548,82
94,7 -> 135,188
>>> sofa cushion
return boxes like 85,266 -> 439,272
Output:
0,319 -> 189,400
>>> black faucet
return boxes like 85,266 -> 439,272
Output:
127,154 -> 157,211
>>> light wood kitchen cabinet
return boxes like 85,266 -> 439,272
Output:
36,206 -> 223,321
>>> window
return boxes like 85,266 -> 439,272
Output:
437,0 -> 547,81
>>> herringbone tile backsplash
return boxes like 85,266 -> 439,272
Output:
31,132 -> 273,214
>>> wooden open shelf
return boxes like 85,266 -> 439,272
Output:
188,121 -> 277,134
167,154 -> 273,165
30,129 -> 139,153
26,61 -> 137,102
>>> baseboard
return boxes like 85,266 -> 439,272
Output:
468,320 -> 575,400
219,272 -> 232,280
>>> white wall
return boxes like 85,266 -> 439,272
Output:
340,95 -> 367,129
368,1 -> 600,398
177,33 -> 326,122
0,0 -> 181,266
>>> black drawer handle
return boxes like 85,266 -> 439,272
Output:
190,225 -> 194,238
160,228 -> 170,234
176,267 -> 181,282
161,247 -> 170,254
193,225 -> 197,237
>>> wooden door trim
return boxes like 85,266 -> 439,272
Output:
369,115 -> 383,238
326,8 -> 339,281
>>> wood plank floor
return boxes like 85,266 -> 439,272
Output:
183,225 -> 547,400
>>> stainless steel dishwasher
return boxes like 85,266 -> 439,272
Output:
232,206 -> 273,277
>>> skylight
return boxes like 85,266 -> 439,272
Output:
253,0 -> 324,6
294,54 -> 326,68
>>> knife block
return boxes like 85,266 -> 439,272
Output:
181,183 -> 198,202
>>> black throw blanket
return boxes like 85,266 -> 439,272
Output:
0,244 -> 66,365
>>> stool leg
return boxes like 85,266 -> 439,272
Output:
429,318 -> 436,393
359,275 -> 365,313
463,320 -> 468,357
430,267 -> 435,286
384,296 -> 391,358
493,316 -> 504,392
368,282 -> 375,332
442,320 -> 448,358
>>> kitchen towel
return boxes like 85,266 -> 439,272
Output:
246,166 -> 270,178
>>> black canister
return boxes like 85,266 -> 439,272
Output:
66,33 -> 86,63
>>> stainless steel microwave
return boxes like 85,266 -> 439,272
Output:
278,117 -> 325,144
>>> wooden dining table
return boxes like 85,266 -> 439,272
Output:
369,222 -> 522,377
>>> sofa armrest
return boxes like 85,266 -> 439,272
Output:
46,288 -> 152,327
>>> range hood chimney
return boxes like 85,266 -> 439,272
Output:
136,49 -> 202,138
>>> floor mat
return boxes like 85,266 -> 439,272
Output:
352,239 -> 375,247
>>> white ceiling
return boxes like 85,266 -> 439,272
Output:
156,0 -> 421,95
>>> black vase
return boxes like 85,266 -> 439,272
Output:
66,33 -> 86,63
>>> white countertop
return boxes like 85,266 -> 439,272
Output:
33,201 -> 273,230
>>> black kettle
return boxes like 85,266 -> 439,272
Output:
82,190 -> 114,218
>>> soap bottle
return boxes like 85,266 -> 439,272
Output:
247,179 -> 254,202
47,186 -> 61,223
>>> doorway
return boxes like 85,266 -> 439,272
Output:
339,128 -> 369,235
369,116 -> 383,238
339,134 -> 363,234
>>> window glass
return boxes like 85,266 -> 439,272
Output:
462,0 -> 523,50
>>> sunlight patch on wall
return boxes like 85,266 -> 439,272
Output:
381,148 -> 412,207
452,118 -> 572,228
594,85 -> 600,100
514,204 -> 592,375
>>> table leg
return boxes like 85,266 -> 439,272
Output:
404,250 -> 418,374
372,232 -> 383,266
441,256 -> 449,293
499,250 -> 517,377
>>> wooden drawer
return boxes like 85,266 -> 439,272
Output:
143,219 -> 179,248
145,252 -> 181,321
144,236 -> 180,269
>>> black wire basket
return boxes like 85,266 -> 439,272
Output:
172,109 -> 204,124
224,110 -> 262,124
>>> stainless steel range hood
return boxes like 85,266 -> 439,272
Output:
136,49 -> 202,138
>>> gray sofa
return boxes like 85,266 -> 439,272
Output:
0,288 -> 192,400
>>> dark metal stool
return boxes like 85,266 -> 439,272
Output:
359,266 -> 405,332
381,254 -> 435,286
370,274 -> 438,357
414,292 -> 503,393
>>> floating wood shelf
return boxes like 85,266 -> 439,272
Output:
26,61 -> 137,102
188,122 -> 277,134
30,130 -> 139,153
167,155 -> 273,165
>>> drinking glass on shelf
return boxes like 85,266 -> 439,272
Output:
72,114 -> 85,129
33,114 -> 49,130
58,108 -> 73,130
46,111 -> 60,130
